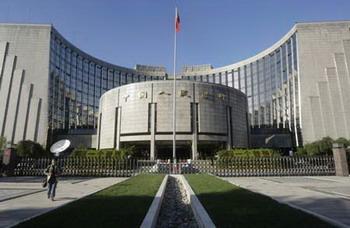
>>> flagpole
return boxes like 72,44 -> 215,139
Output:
172,7 -> 177,161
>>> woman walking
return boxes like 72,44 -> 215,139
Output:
44,159 -> 60,201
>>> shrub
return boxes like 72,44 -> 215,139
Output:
70,146 -> 135,159
217,148 -> 280,159
318,137 -> 333,155
303,143 -> 321,156
0,136 -> 6,149
99,149 -> 115,157
296,147 -> 307,156
334,137 -> 350,148
16,140 -> 48,158
69,145 -> 89,157
0,136 -> 6,156
86,150 -> 100,157
116,146 -> 135,159
295,137 -> 350,156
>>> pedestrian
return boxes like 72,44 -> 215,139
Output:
44,159 -> 60,201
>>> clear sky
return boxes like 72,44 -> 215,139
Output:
0,0 -> 349,72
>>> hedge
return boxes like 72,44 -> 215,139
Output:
217,148 -> 280,158
296,137 -> 350,156
70,146 -> 135,159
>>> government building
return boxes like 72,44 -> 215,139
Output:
98,81 -> 248,159
0,21 -> 350,158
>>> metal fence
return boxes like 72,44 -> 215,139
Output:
12,156 -> 335,177
13,158 -> 170,177
185,156 -> 335,176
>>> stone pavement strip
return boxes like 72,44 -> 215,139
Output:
222,176 -> 350,228
156,175 -> 198,228
0,177 -> 127,228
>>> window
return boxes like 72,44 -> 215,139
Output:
227,70 -> 233,87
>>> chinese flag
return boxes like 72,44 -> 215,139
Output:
175,9 -> 180,32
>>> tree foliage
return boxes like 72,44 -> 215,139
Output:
0,136 -> 6,150
0,136 -> 6,156
334,137 -> 350,148
16,140 -> 48,158
296,137 -> 350,156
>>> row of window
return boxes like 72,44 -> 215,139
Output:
181,34 -> 299,130
49,31 -> 300,139
49,33 -> 165,131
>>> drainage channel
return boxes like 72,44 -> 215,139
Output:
156,175 -> 198,228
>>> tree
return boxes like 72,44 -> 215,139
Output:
0,136 -> 6,156
298,136 -> 345,156
303,143 -> 320,156
16,140 -> 48,158
0,136 -> 6,150
318,137 -> 333,155
334,137 -> 350,148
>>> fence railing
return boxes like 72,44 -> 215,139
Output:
185,156 -> 335,176
12,156 -> 335,177
13,158 -> 170,177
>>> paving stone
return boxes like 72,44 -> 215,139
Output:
223,176 -> 350,227
156,175 -> 198,228
0,177 -> 127,228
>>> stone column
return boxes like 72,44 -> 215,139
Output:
97,112 -> 102,150
332,143 -> 349,176
226,106 -> 232,150
191,136 -> 198,160
150,103 -> 156,160
115,107 -> 121,150
192,103 -> 198,159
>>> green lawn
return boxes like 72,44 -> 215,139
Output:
17,174 -> 165,228
185,174 -> 333,228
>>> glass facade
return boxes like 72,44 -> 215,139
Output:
181,33 -> 301,145
48,28 -> 300,145
48,30 -> 165,134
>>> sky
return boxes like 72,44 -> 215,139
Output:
0,0 -> 349,72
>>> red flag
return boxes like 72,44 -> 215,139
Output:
175,9 -> 180,32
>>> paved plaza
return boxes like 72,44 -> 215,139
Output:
223,176 -> 350,227
1,176 -> 350,227
0,176 -> 127,228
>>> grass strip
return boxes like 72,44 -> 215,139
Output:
185,174 -> 333,228
17,174 -> 165,228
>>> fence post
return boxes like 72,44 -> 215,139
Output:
332,143 -> 349,176
11,155 -> 339,178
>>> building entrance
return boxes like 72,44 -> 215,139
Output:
156,142 -> 192,160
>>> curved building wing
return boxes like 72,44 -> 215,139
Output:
181,21 -> 350,146
0,23 -> 166,147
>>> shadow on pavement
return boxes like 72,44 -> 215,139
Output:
195,188 -> 343,227
14,195 -> 155,228
53,197 -> 78,201
0,208 -> 48,228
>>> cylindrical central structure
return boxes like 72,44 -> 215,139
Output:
97,80 -> 249,159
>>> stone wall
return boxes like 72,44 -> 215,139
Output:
0,24 -> 50,146
297,22 -> 350,143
